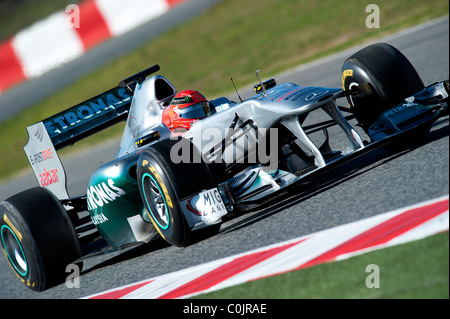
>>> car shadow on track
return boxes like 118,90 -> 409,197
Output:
79,237 -> 170,276
79,223 -> 223,276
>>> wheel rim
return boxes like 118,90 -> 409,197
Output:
141,173 -> 170,230
1,225 -> 28,276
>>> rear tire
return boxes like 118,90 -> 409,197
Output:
0,187 -> 81,291
342,42 -> 425,132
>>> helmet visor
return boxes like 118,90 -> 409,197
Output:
174,102 -> 210,120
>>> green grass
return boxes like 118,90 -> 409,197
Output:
0,0 -> 448,181
191,232 -> 449,299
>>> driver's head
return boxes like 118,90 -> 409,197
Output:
162,90 -> 210,132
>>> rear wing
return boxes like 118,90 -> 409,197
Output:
23,86 -> 133,199
23,65 -> 160,199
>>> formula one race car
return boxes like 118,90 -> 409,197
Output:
1,43 -> 448,291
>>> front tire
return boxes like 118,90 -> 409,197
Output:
0,187 -> 81,291
137,138 -> 217,247
342,42 -> 425,132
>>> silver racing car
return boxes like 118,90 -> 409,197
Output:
1,43 -> 448,291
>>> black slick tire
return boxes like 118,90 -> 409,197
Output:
0,187 -> 81,291
342,42 -> 425,132
137,138 -> 217,247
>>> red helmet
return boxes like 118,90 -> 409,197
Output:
162,90 -> 210,132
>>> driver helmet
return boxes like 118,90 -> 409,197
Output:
162,90 -> 210,132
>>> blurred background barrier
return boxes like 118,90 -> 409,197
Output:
0,0 -> 186,94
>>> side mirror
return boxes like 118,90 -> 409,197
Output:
254,78 -> 277,94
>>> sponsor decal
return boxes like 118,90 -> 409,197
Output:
304,89 -> 330,101
187,188 -> 227,225
24,122 -> 69,200
228,169 -> 258,196
39,167 -> 60,187
185,198 -> 201,215
28,148 -> 53,166
342,69 -> 353,87
91,213 -> 109,225
199,189 -> 226,216
141,160 -> 174,209
3,214 -> 23,242
275,86 -> 330,103
277,87 -> 306,102
87,178 -> 126,211
43,87 -> 131,138
384,102 -> 418,117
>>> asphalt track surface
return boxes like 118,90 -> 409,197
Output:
0,16 -> 448,299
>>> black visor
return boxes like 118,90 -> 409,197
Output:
174,102 -> 210,119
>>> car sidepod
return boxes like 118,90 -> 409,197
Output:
87,153 -> 157,249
